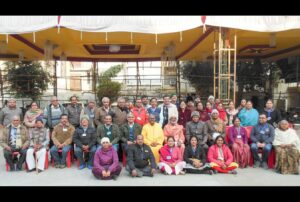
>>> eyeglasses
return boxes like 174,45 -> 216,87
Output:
102,142 -> 109,144
13,120 -> 20,121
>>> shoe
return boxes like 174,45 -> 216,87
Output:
111,175 -> 118,180
213,170 -> 218,174
136,170 -> 143,177
27,168 -> 36,173
229,170 -> 237,175
207,170 -> 214,175
54,163 -> 60,168
38,169 -> 43,173
15,167 -> 22,172
78,164 -> 86,170
253,161 -> 260,168
262,162 -> 268,170
60,164 -> 66,169
87,165 -> 93,170
179,171 -> 186,175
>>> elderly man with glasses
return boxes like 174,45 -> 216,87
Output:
0,116 -> 29,171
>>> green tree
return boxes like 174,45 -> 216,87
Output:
97,64 -> 123,102
181,61 -> 213,97
4,61 -> 52,101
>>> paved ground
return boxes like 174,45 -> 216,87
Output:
0,149 -> 299,186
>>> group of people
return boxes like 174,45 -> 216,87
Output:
0,94 -> 299,181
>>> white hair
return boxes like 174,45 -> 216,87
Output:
101,137 -> 110,144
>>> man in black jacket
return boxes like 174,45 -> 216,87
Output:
73,116 -> 97,170
126,135 -> 156,177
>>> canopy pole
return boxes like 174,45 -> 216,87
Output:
93,61 -> 97,102
136,61 -> 141,98
176,60 -> 181,97
297,56 -> 299,88
0,68 -> 3,107
53,60 -> 57,97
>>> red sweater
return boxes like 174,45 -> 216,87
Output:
132,107 -> 148,126
207,144 -> 233,166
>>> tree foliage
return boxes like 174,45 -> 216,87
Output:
96,64 -> 123,102
4,61 -> 52,101
236,58 -> 282,93
181,61 -> 213,97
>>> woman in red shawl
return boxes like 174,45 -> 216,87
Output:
217,102 -> 228,123
208,135 -> 238,174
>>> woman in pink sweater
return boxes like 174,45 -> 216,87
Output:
158,136 -> 186,175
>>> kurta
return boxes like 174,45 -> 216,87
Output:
238,108 -> 259,126
163,123 -> 185,158
141,122 -> 164,163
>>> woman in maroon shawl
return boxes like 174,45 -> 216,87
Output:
205,102 -> 213,120
228,117 -> 251,168
196,102 -> 209,122
178,101 -> 191,128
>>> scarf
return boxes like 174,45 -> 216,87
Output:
264,107 -> 274,119
30,127 -> 47,146
10,124 -> 22,149
210,118 -> 224,133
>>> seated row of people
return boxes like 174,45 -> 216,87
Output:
1,111 -> 298,177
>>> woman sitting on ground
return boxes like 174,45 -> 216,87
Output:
207,135 -> 238,174
158,136 -> 186,175
183,135 -> 213,174
92,137 -> 122,180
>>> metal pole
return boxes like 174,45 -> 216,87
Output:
0,68 -> 3,107
297,56 -> 299,88
213,42 -> 216,98
228,37 -> 231,103
93,61 -> 97,102
136,61 -> 140,98
233,33 -> 237,105
218,27 -> 221,99
177,60 -> 181,97
53,60 -> 57,97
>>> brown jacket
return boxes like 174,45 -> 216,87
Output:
52,124 -> 75,146
112,106 -> 128,127
94,107 -> 115,127
0,125 -> 30,148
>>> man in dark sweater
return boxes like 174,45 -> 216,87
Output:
261,99 -> 282,128
250,113 -> 275,169
126,135 -> 156,177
